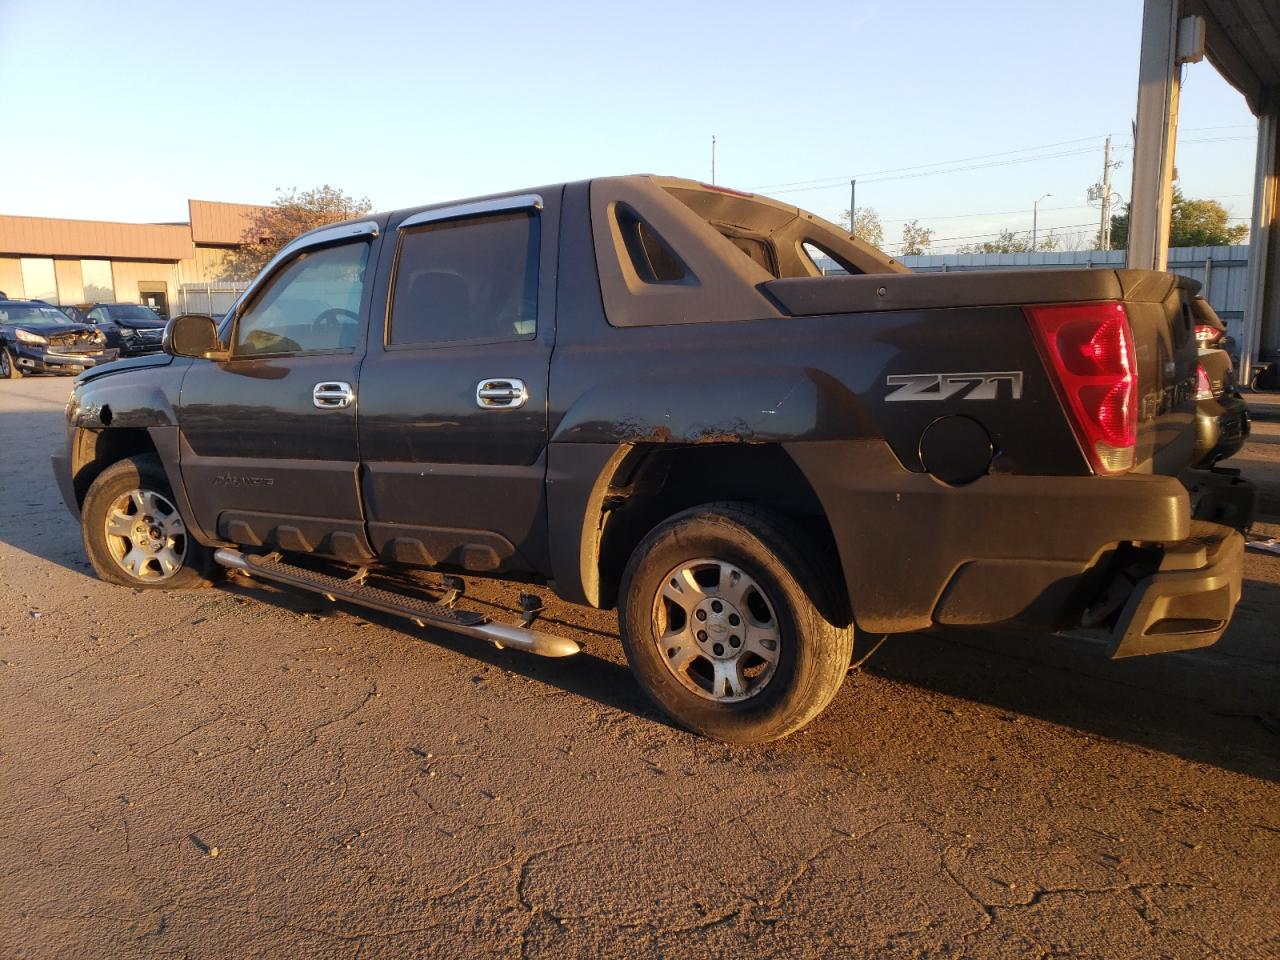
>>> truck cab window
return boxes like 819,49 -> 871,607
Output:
235,242 -> 369,357
389,212 -> 538,346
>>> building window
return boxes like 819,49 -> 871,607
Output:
81,260 -> 114,301
19,258 -> 57,302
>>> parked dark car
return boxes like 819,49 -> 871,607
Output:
53,175 -> 1249,743
56,304 -> 88,324
0,300 -> 118,378
1190,299 -> 1250,467
1194,347 -> 1250,465
84,302 -> 167,356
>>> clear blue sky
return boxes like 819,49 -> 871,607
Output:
0,0 -> 1259,252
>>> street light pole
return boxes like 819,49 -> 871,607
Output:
1032,192 -> 1052,251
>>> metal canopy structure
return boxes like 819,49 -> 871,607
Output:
1129,0 -> 1280,384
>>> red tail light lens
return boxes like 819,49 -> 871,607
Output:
1194,323 -> 1223,347
1026,302 -> 1138,475
1195,362 -> 1214,400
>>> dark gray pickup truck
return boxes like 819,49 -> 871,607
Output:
53,175 -> 1249,742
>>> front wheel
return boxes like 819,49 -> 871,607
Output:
81,454 -> 216,589
0,348 -> 22,379
618,503 -> 853,744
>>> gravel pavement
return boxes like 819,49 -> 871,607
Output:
1,375 -> 1277,959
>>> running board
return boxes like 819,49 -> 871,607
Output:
213,549 -> 580,658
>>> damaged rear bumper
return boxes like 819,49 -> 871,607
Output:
1107,521 -> 1243,657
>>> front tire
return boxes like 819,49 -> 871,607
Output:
618,503 -> 853,744
81,454 -> 216,589
0,348 -> 22,379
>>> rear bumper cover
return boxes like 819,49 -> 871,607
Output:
785,440 -> 1245,652
1108,521 -> 1243,657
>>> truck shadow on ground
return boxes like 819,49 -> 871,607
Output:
215,574 -> 675,731
855,600 -> 1280,784
218,568 -> 1280,782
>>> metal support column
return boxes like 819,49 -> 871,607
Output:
1128,0 -> 1182,271
1240,109 -> 1279,386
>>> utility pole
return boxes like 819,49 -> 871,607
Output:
1032,193 -> 1051,251
849,180 -> 856,235
711,135 -> 716,185
1099,135 -> 1114,249
1088,135 -> 1123,250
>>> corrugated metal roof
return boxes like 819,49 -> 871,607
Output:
0,215 -> 194,260
188,199 -> 267,245
1190,0 -> 1280,114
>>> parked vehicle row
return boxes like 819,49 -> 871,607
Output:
53,175 -> 1253,743
0,300 -> 118,378
0,300 -> 174,378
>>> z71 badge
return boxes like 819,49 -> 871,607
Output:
885,371 -> 1023,402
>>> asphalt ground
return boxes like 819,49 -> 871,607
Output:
1,375 -> 1277,959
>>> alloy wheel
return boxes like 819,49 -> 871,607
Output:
102,488 -> 188,582
650,557 -> 781,703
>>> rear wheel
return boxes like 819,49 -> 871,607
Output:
82,455 -> 216,589
0,348 -> 21,379
618,503 -> 853,744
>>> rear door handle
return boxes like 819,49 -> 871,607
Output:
476,378 -> 528,409
313,381 -> 355,409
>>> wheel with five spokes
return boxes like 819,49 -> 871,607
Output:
81,454 -> 216,589
619,503 -> 854,744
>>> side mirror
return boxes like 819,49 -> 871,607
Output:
164,314 -> 224,359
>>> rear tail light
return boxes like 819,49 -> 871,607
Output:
1195,362 -> 1214,400
1026,302 -> 1138,475
1194,323 -> 1223,347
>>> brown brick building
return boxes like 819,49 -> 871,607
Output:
0,199 -> 268,317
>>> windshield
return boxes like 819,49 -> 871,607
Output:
106,305 -> 162,321
0,305 -> 76,327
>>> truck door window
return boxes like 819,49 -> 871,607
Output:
234,241 -> 370,357
388,211 -> 538,346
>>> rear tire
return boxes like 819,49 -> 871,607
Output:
0,348 -> 21,379
618,502 -> 853,744
82,454 -> 217,589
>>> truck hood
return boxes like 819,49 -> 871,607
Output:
76,352 -> 174,383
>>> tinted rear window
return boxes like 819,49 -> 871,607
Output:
106,305 -> 161,321
389,212 -> 538,346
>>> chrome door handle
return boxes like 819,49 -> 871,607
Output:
313,381 -> 355,409
476,378 -> 529,409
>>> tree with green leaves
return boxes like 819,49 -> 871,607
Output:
839,207 -> 884,249
900,220 -> 934,256
957,227 -> 1059,255
219,185 -> 373,281
1107,188 -> 1249,249
958,229 -> 1031,254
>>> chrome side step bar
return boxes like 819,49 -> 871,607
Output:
213,549 -> 580,658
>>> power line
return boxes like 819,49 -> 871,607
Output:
750,134 -> 1110,191
769,146 -> 1105,196
877,203 -> 1095,226
751,135 -> 1255,199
